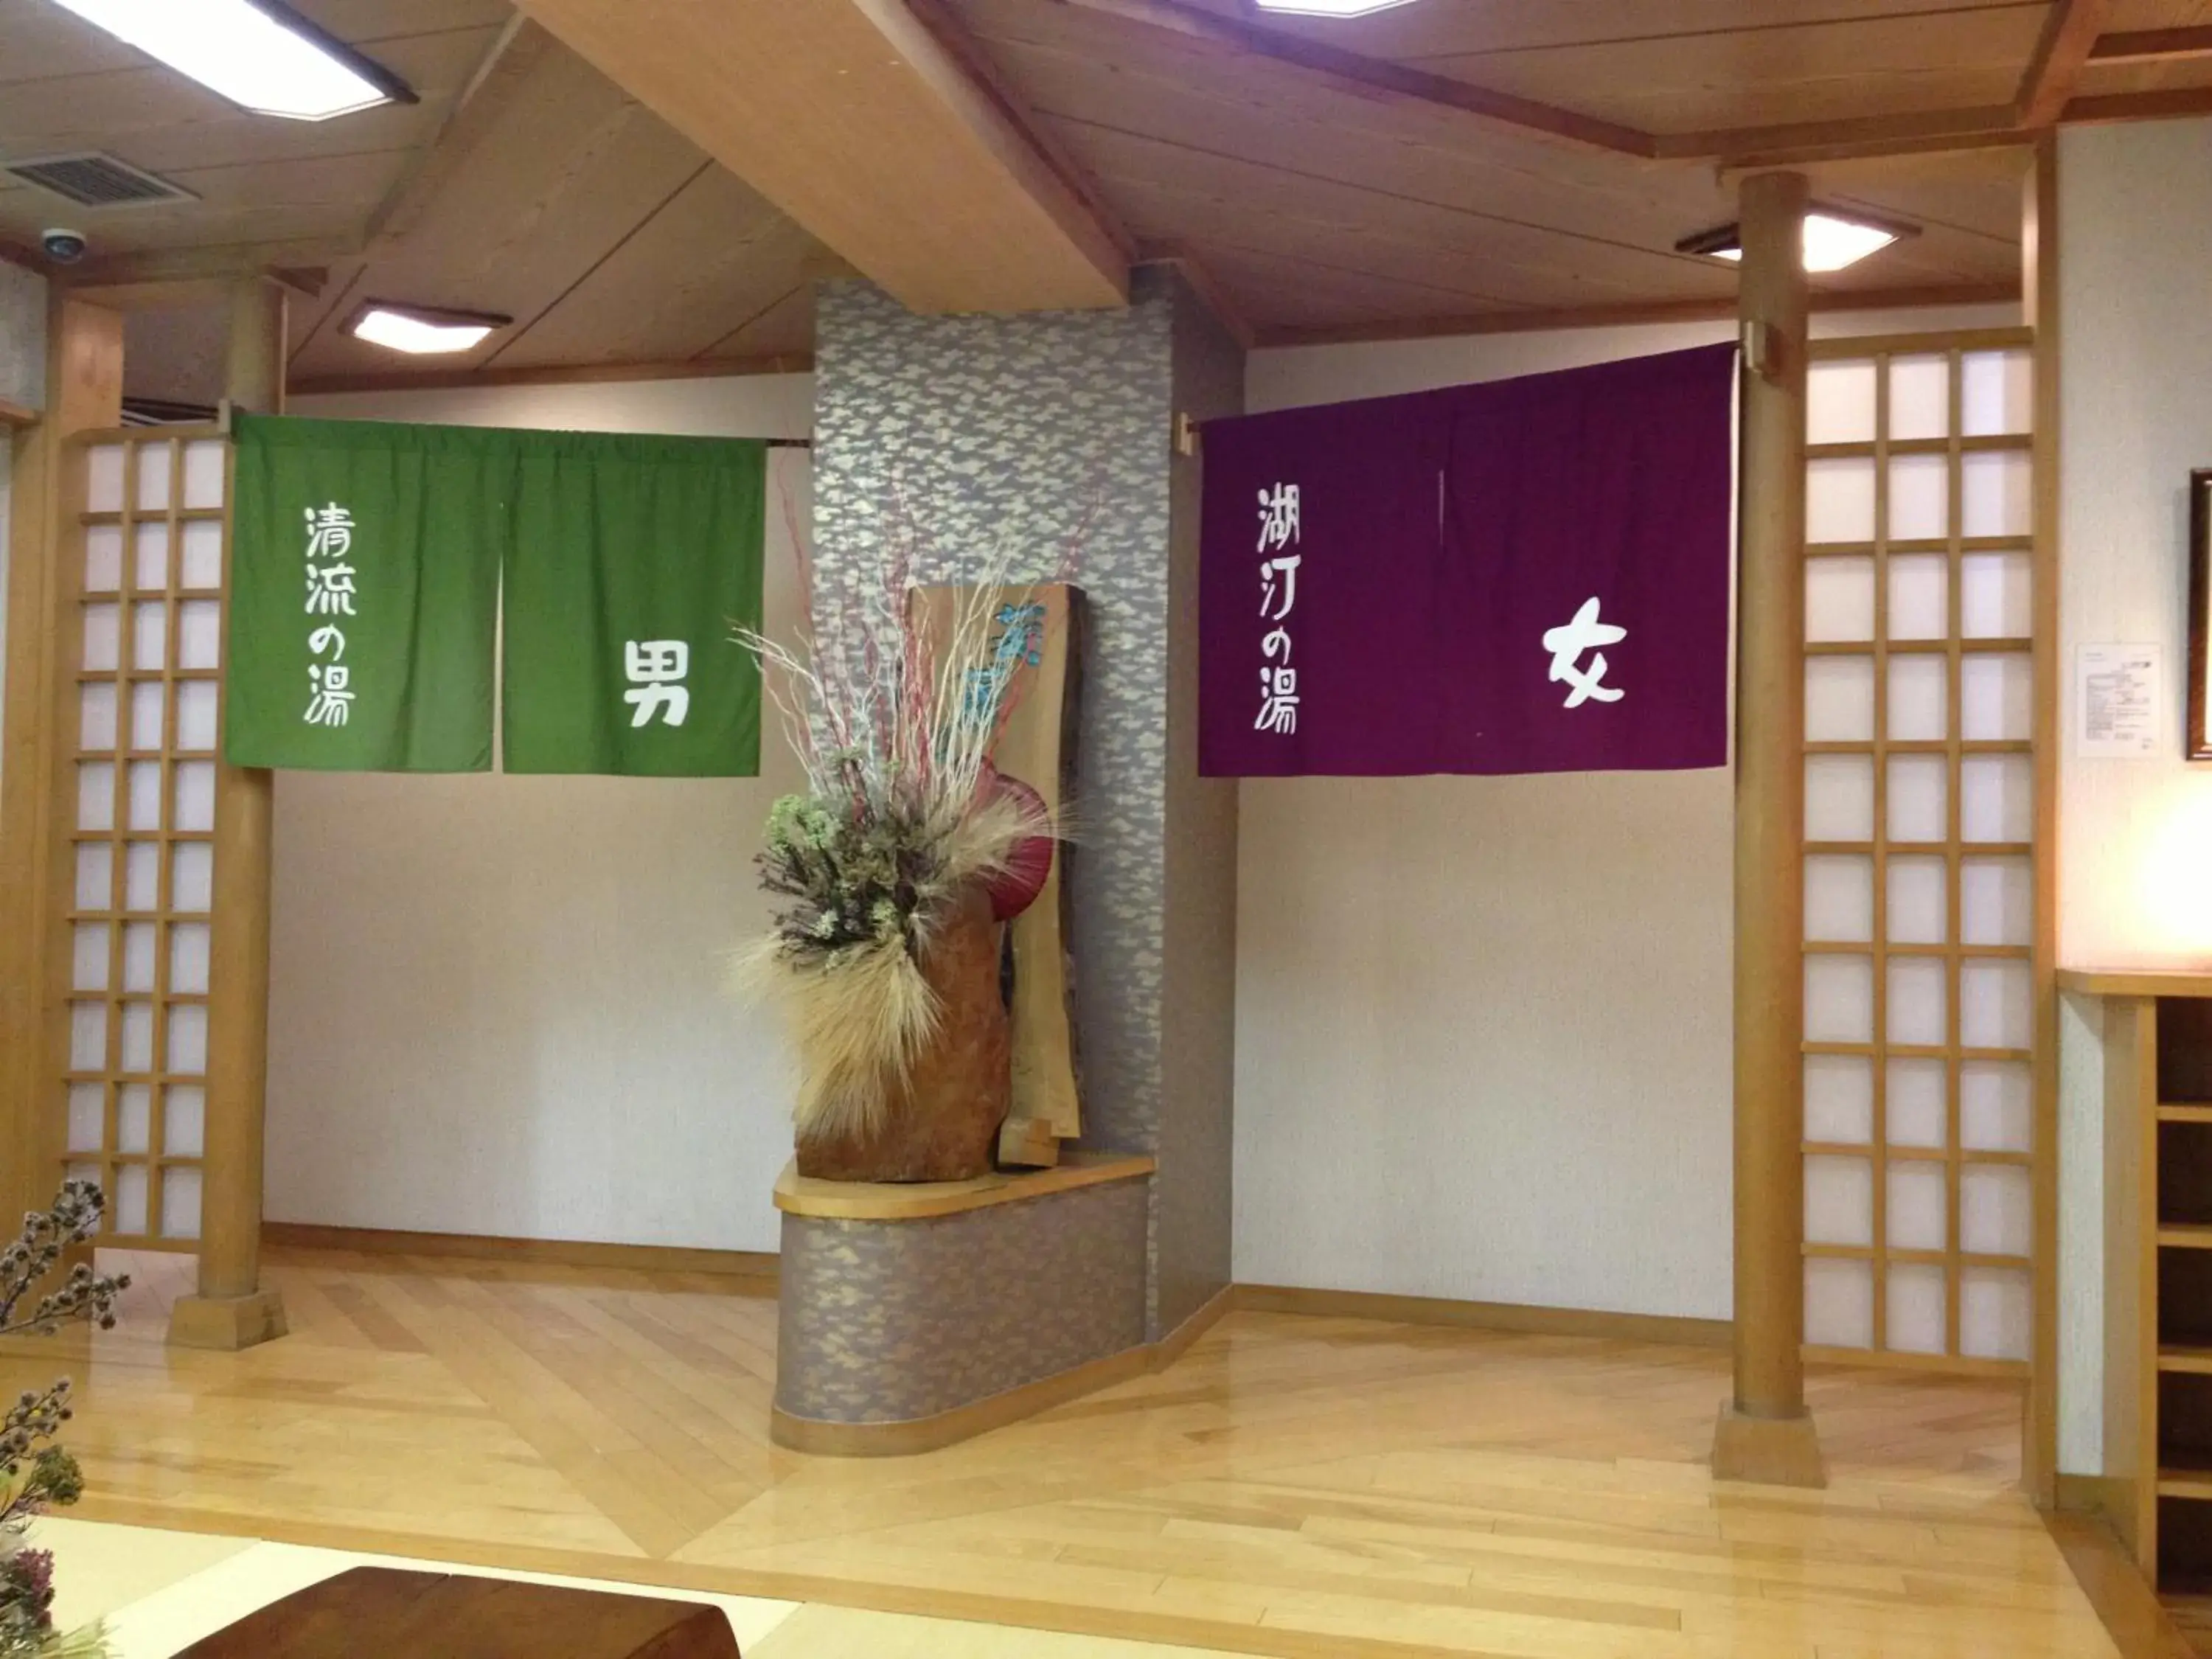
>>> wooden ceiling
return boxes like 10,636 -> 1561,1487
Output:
6,0 -> 2212,384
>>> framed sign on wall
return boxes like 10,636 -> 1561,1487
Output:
2188,470 -> 2212,758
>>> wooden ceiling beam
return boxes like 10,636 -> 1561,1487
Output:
514,0 -> 1129,313
1043,0 -> 1653,156
2089,25 -> 2212,63
2015,0 -> 2120,128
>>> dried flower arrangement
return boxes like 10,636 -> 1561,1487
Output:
0,1184 -> 130,1659
736,504 -> 1079,1149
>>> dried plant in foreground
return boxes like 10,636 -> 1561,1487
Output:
0,1185 -> 128,1659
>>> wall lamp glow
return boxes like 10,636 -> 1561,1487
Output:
344,302 -> 509,357
1253,0 -> 1420,16
1676,208 -> 1919,274
50,0 -> 416,122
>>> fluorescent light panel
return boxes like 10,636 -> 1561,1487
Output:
1253,0 -> 1419,15
346,303 -> 507,357
51,0 -> 412,122
1683,212 -> 1911,274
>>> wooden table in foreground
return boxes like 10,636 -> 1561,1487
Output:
174,1567 -> 740,1658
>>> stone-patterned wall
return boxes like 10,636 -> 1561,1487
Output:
0,259 -> 44,414
811,280 -> 1174,1160
774,1179 -> 1149,1424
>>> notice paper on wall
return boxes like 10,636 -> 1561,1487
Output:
2076,642 -> 2163,757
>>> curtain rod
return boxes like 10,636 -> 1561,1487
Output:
768,438 -> 811,449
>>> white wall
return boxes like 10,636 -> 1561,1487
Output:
267,373 -> 812,1251
1234,302 -> 2020,1318
2049,118 -> 2212,1472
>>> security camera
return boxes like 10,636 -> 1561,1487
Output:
41,229 -> 87,265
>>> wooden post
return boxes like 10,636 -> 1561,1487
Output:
1711,171 -> 1826,1488
0,296 -> 121,1238
169,277 -> 288,1350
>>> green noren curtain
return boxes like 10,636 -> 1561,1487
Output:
224,415 -> 765,777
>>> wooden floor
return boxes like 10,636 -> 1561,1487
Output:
0,1247 -> 2125,1659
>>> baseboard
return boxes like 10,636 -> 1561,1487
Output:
2046,1510 -> 2194,1659
261,1222 -> 779,1285
1233,1283 -> 1733,1348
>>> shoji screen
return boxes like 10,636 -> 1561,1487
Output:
61,426 -> 227,1251
1799,332 -> 2042,1372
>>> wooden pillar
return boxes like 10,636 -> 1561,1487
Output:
0,296 -> 122,1237
169,277 -> 288,1350
1711,171 -> 1826,1488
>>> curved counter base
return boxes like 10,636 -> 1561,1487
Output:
771,1154 -> 1154,1454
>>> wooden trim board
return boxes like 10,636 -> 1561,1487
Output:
261,1222 -> 779,1284
1233,1284 -> 1731,1348
2060,969 -> 2212,998
773,1152 -> 1154,1220
2047,1510 -> 2198,1659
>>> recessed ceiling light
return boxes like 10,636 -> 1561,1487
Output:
1253,0 -> 1419,15
49,0 -> 417,122
1676,208 -> 1917,274
344,302 -> 509,357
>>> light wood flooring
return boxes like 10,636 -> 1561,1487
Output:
0,1247 -> 2125,1659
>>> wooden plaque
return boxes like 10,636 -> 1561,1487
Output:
910,583 -> 1084,1164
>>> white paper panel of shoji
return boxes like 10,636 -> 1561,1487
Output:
1888,1262 -> 1948,1354
1807,1257 -> 1875,1348
1807,1054 -> 1874,1143
1961,754 -> 2033,842
1809,359 -> 1878,444
119,1002 -> 153,1074
1961,1163 -> 2032,1257
120,922 -> 155,993
75,763 -> 113,833
1961,959 -> 2034,1050
1961,551 -> 2032,639
1888,1161 -> 1949,1251
1806,955 -> 1876,1044
130,681 -> 164,752
1961,351 -> 2031,436
1890,453 -> 1950,541
68,1004 -> 105,1072
178,601 -> 221,670
1961,654 -> 2033,742
180,520 -> 223,591
117,1085 -> 151,1155
134,442 -> 172,512
164,1086 -> 205,1158
83,525 -> 121,594
82,604 -> 119,672
1890,555 -> 1948,641
1961,858 -> 2032,946
86,445 -> 125,513
1889,1057 -> 1948,1148
1806,754 -> 1875,841
1808,657 -> 1876,741
70,925 -> 107,992
161,1167 -> 202,1240
170,923 -> 210,995
1807,557 -> 1876,641
171,844 -> 212,913
133,521 -> 168,591
167,1004 -> 208,1075
173,761 -> 215,832
78,682 -> 116,751
1806,1155 -> 1874,1246
114,1164 -> 148,1237
1961,1267 -> 2032,1360
1888,855 -> 1947,944
1888,957 -> 1948,1046
74,845 -> 110,911
1808,458 -> 1877,543
123,843 -> 159,913
1963,451 -> 2033,538
1888,754 -> 1948,844
181,439 -> 226,510
131,601 -> 166,672
1805,855 -> 1874,942
176,681 -> 218,752
1962,1061 -> 2032,1152
1890,355 -> 1951,440
1888,655 -> 1948,742
66,1085 -> 102,1155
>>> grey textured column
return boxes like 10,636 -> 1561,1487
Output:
808,271 -> 1242,1344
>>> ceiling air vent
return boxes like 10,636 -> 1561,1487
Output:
4,153 -> 195,209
